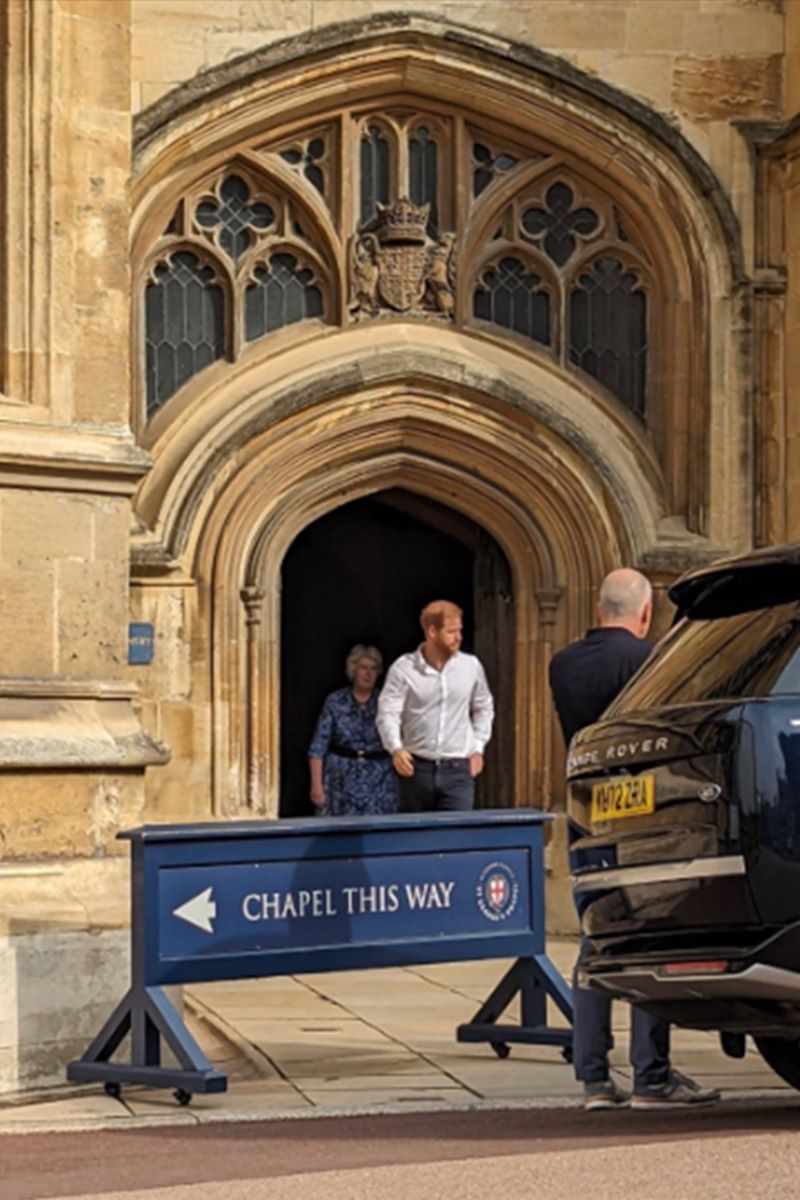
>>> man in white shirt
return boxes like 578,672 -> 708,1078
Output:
376,600 -> 495,811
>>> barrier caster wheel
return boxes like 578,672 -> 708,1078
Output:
561,1046 -> 573,1065
492,1042 -> 511,1059
104,1082 -> 121,1100
174,1088 -> 192,1107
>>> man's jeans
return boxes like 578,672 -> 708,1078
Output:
573,938 -> 670,1091
398,756 -> 474,812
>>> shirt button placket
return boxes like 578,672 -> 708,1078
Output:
437,672 -> 447,756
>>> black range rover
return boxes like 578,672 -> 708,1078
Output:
568,544 -> 800,1090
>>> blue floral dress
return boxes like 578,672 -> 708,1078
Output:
308,688 -> 399,816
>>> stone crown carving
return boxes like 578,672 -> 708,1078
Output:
375,198 -> 430,244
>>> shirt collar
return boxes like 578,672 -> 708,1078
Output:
585,625 -> 638,640
414,645 -> 459,673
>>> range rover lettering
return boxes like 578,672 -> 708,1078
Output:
567,544 -> 800,1091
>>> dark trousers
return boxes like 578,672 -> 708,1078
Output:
573,938 -> 670,1091
398,756 -> 475,812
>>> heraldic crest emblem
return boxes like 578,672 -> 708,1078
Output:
349,197 -> 456,320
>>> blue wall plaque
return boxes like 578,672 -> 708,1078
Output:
128,622 -> 155,665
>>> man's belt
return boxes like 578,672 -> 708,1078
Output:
411,754 -> 470,767
329,744 -> 389,761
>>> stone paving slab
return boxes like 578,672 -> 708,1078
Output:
0,1093 -> 129,1125
127,1079 -> 306,1117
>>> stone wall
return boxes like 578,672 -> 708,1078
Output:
0,0 -> 166,856
0,1 -> 166,1093
131,0 -> 785,121
782,2 -> 800,540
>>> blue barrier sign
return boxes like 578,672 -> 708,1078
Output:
160,849 -> 531,966
68,811 -> 572,1103
128,622 -> 155,665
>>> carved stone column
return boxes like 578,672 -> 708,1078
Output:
740,118 -> 792,548
535,586 -> 564,813
241,584 -> 266,813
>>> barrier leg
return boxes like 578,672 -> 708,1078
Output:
67,987 -> 227,1100
456,956 -> 572,1058
70,989 -> 134,1068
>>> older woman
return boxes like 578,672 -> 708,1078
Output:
308,645 -> 399,817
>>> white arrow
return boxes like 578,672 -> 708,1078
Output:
173,887 -> 217,934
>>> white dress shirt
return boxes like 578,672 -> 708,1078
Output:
376,647 -> 494,759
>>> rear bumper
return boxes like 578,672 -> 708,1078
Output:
582,915 -> 800,1036
588,961 -> 800,1003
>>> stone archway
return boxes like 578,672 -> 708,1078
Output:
230,451 -> 565,821
129,323 -> 671,828
131,333 -> 653,821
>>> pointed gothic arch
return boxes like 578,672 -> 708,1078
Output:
132,330 -> 653,817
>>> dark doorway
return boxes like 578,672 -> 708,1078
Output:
279,490 -> 514,816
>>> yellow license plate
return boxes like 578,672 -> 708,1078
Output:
591,774 -> 655,822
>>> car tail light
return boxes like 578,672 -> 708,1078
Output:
661,960 -> 730,975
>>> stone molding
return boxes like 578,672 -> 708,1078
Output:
736,114 -> 800,545
0,423 -> 151,497
133,325 -> 670,566
0,0 -> 56,407
0,678 -> 170,770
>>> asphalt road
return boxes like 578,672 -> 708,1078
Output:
5,1098 -> 800,1200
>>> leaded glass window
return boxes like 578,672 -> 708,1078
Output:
410,126 -> 438,233
472,142 -> 518,197
281,137 -> 326,194
569,258 -> 647,416
141,121 -> 660,427
360,126 -> 390,226
473,257 -> 550,346
145,252 -> 224,416
245,254 -> 323,342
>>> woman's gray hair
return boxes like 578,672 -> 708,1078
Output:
345,644 -> 383,681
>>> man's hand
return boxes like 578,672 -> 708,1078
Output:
392,749 -> 415,777
469,752 -> 484,778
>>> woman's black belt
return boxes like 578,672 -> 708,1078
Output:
329,744 -> 389,761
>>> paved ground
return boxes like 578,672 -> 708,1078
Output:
3,938 -> 799,1197
0,940 -> 786,1135
5,1101 -> 800,1200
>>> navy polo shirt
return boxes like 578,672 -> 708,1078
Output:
549,626 -> 654,746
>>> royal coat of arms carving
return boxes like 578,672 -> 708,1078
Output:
349,198 -> 456,320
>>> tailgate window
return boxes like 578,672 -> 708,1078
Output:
606,601 -> 800,713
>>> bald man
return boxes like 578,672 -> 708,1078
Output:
549,568 -> 654,745
550,568 -> 719,1111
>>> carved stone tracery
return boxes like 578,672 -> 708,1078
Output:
138,105 -> 664,432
